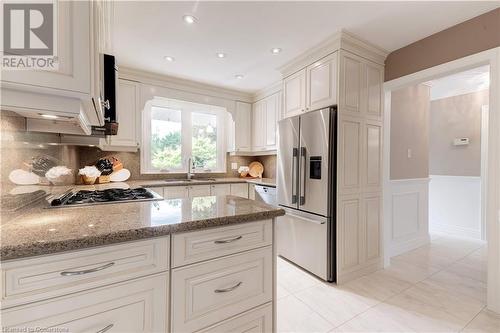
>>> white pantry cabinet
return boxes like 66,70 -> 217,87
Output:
283,52 -> 338,118
100,79 -> 140,151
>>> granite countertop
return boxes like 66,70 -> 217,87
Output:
1,194 -> 284,261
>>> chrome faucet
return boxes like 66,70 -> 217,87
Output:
187,157 -> 194,180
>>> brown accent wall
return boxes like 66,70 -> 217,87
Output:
390,84 -> 430,180
385,8 -> 500,81
429,90 -> 488,177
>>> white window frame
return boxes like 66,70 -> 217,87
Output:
141,97 -> 227,174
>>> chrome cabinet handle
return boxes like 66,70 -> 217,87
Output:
214,236 -> 242,244
96,324 -> 114,333
214,281 -> 243,293
60,262 -> 115,276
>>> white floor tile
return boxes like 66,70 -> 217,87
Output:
277,294 -> 335,333
463,310 -> 500,333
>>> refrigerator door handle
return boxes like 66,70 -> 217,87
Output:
300,146 -> 306,205
292,148 -> 298,204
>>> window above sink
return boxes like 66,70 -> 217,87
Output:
141,97 -> 229,174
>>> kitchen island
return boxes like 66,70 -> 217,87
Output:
1,192 -> 284,333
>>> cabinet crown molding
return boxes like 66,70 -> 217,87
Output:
119,66 -> 254,103
278,30 -> 389,78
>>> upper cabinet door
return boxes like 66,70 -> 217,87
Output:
283,69 -> 306,118
101,79 -> 139,150
365,62 -> 383,119
234,102 -> 252,152
252,101 -> 266,150
306,52 -> 338,112
265,93 -> 279,148
1,1 -> 91,94
339,52 -> 363,115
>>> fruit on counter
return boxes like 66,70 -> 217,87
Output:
95,158 -> 114,176
45,166 -> 74,185
9,169 -> 40,185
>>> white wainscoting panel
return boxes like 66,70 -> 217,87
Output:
384,178 -> 430,264
429,175 -> 481,239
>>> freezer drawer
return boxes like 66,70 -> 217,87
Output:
276,209 -> 329,280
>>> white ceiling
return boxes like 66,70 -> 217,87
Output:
429,65 -> 490,101
113,1 -> 500,93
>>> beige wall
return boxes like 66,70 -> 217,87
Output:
390,84 -> 430,180
385,8 -> 500,81
429,90 -> 488,176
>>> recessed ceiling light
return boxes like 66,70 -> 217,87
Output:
216,52 -> 226,58
271,47 -> 282,54
235,74 -> 244,79
164,56 -> 175,62
40,114 -> 58,119
183,15 -> 197,24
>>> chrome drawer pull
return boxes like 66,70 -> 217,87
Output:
214,236 -> 242,244
96,324 -> 114,333
214,281 -> 243,293
60,262 -> 115,276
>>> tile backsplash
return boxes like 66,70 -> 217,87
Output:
1,112 -> 277,189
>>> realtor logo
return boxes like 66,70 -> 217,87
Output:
2,2 -> 58,69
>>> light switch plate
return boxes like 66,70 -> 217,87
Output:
231,162 -> 238,170
407,149 -> 412,159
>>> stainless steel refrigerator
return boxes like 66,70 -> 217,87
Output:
276,106 -> 337,282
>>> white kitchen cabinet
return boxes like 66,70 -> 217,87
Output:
283,53 -> 338,119
100,79 -> 139,151
265,93 -> 279,149
210,184 -> 231,196
163,186 -> 189,199
248,184 -> 256,200
252,100 -> 266,151
1,1 -> 91,94
188,185 -> 211,198
198,303 -> 272,333
339,51 -> 383,119
283,69 -> 307,118
306,52 -> 338,111
1,1 -> 113,132
232,102 -> 253,152
2,274 -> 168,333
252,92 -> 280,152
171,247 -> 272,333
230,183 -> 249,198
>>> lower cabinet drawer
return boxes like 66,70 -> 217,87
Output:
197,303 -> 272,333
171,247 -> 272,332
2,273 -> 168,333
2,237 -> 169,308
172,219 -> 272,267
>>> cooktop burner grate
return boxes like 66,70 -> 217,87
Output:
49,187 -> 162,208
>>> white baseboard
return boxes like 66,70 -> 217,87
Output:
388,233 -> 431,259
430,222 -> 481,240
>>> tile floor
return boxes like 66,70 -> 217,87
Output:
277,234 -> 500,333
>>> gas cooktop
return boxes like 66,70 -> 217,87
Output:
49,187 -> 163,208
